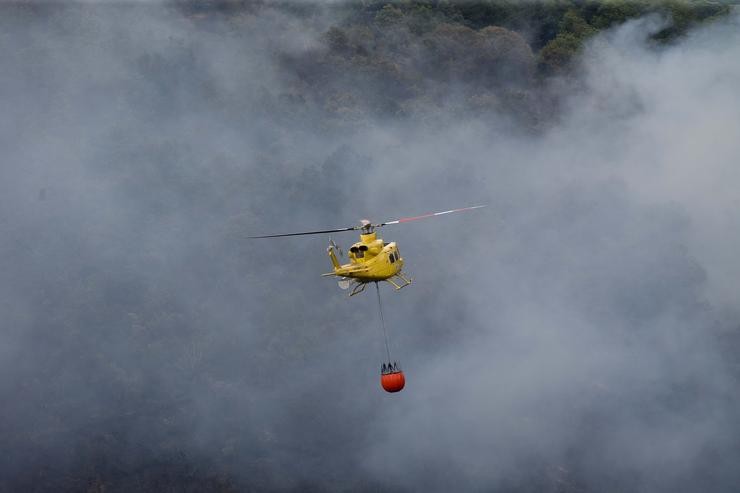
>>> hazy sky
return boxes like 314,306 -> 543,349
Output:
1,3 -> 739,492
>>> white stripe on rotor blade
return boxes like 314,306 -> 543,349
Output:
386,205 -> 486,225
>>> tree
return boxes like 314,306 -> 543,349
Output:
560,9 -> 596,38
479,26 -> 535,84
375,4 -> 404,26
538,32 -> 583,75
324,26 -> 350,54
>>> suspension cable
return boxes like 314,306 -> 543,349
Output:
375,282 -> 392,363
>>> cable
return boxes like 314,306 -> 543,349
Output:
375,282 -> 392,363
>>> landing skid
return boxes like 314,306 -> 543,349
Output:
386,272 -> 412,291
347,273 -> 412,297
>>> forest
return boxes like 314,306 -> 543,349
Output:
2,1 -> 740,492
173,0 -> 740,134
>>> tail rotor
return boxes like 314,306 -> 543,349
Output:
329,237 -> 344,258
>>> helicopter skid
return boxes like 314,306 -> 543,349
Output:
345,272 -> 411,297
385,272 -> 412,291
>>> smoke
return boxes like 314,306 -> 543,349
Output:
1,3 -> 739,492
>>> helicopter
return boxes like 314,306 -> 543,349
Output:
249,205 -> 486,296
249,205 -> 486,392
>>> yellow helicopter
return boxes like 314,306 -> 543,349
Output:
249,205 -> 486,296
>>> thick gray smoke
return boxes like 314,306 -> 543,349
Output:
1,3 -> 739,492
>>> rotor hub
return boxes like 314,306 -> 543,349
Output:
359,219 -> 374,234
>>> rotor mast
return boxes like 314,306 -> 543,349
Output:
359,219 -> 374,235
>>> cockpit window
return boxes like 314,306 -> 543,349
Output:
389,252 -> 395,263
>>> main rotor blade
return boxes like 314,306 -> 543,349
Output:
248,226 -> 358,239
378,205 -> 487,227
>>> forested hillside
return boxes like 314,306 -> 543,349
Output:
178,0 -> 737,125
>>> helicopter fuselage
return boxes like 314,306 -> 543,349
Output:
322,231 -> 412,294
325,231 -> 403,281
